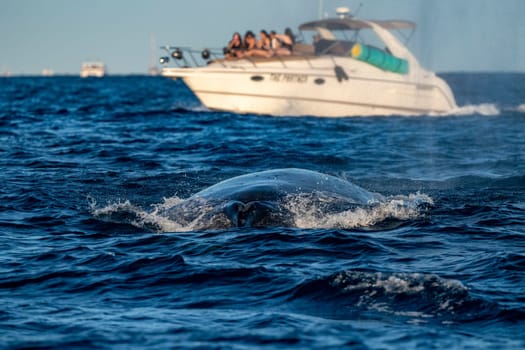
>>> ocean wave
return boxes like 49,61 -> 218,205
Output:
291,270 -> 496,322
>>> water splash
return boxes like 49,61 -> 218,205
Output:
286,192 -> 433,229
435,103 -> 501,117
89,196 -> 190,232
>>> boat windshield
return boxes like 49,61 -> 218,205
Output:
299,18 -> 415,57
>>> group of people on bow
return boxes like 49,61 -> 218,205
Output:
224,28 -> 295,59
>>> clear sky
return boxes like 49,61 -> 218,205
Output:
1,0 -> 524,75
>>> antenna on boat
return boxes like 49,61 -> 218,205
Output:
354,2 -> 363,17
149,34 -> 159,76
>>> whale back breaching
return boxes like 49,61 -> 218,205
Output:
165,168 -> 384,229
91,168 -> 432,232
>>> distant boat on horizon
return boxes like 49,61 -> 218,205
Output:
148,66 -> 159,76
42,69 -> 55,77
80,62 -> 106,78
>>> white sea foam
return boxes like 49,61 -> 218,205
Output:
331,271 -> 466,295
287,192 -> 433,230
330,270 -> 468,318
517,104 -> 525,113
437,103 -> 501,117
90,196 -> 192,233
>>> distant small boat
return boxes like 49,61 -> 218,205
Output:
42,69 -> 55,77
80,62 -> 106,78
148,66 -> 159,76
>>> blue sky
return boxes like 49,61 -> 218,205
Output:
1,0 -> 524,75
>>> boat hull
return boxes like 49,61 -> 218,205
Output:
162,57 -> 456,117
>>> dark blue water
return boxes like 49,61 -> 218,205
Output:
1,73 -> 524,349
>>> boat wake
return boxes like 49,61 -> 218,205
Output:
432,103 -> 501,117
451,103 -> 501,116
431,103 -> 525,117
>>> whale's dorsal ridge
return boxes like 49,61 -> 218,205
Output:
168,168 -> 382,229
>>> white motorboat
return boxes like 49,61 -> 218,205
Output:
80,62 -> 106,78
160,10 -> 457,117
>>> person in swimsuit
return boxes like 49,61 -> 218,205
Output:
225,32 -> 244,58
240,30 -> 272,58
270,28 -> 295,56
258,30 -> 272,51
244,31 -> 257,51
245,30 -> 273,58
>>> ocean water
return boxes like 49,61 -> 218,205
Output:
1,73 -> 524,349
